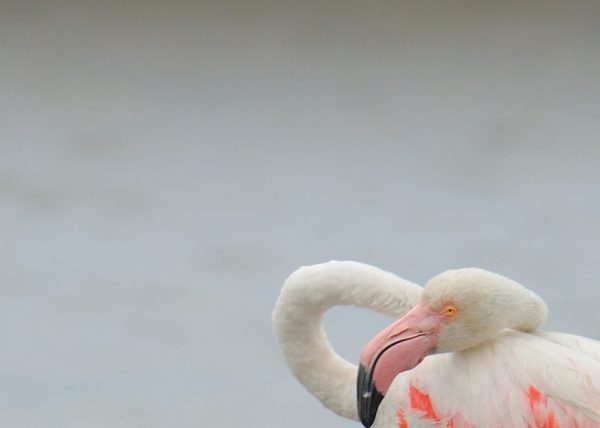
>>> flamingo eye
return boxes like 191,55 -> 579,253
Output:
444,305 -> 458,317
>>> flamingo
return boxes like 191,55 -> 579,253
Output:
272,261 -> 600,428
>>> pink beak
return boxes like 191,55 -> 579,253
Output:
357,304 -> 443,427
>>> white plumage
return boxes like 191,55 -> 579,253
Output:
272,261 -> 600,427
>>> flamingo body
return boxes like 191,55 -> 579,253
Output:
376,330 -> 600,427
272,261 -> 600,428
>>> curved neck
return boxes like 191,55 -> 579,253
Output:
272,261 -> 421,420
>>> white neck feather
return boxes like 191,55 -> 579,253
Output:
272,261 -> 421,420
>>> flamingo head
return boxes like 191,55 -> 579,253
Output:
357,268 -> 547,427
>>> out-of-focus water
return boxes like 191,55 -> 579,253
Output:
1,1 -> 600,427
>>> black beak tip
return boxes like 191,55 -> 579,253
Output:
357,364 -> 385,428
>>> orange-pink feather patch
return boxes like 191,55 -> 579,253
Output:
527,386 -> 561,428
396,384 -> 567,427
397,385 -> 470,427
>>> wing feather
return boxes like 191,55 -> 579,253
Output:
375,330 -> 600,427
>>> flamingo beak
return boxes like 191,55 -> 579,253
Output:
357,304 -> 442,427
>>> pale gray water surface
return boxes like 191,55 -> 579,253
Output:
1,1 -> 600,427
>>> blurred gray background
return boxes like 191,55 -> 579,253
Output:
1,1 -> 600,427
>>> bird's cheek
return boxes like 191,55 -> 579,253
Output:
434,323 -> 471,353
